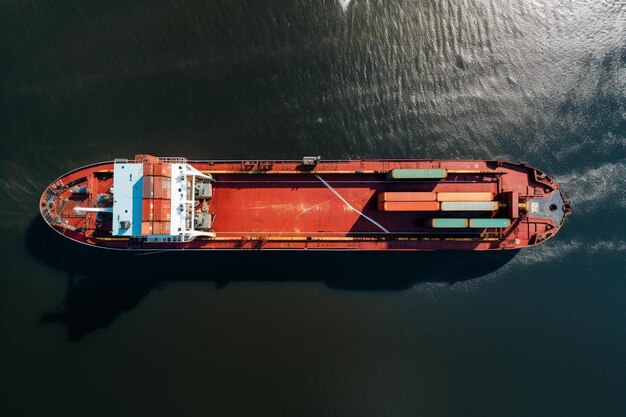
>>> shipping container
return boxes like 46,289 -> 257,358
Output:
426,218 -> 469,228
377,192 -> 437,202
153,163 -> 172,177
162,177 -> 171,199
152,221 -> 172,235
142,176 -> 154,198
436,192 -> 493,202
153,200 -> 161,221
142,199 -> 154,221
440,201 -> 499,211
164,200 -> 171,220
377,201 -> 440,211
386,169 -> 447,180
153,200 -> 171,221
141,221 -> 153,235
469,218 -> 511,228
154,176 -> 162,199
152,176 -> 172,199
143,163 -> 153,176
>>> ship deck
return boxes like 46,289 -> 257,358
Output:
210,174 -> 500,238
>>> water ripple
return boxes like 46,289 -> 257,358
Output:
557,161 -> 626,213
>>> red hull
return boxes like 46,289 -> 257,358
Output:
40,157 -> 570,251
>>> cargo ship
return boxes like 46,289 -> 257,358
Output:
39,155 -> 571,251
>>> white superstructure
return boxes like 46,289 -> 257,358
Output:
112,157 -> 215,241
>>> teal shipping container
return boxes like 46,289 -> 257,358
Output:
469,218 -> 511,228
427,218 -> 469,228
386,169 -> 447,180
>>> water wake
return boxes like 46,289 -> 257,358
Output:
443,236 -> 625,294
338,0 -> 352,12
557,161 -> 626,213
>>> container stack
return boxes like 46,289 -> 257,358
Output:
377,191 -> 511,229
377,191 -> 496,212
141,163 -> 172,235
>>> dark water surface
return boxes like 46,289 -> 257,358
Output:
1,1 -> 626,416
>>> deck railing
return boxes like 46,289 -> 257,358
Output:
157,157 -> 188,164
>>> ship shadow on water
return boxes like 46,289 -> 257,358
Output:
25,216 -> 518,341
